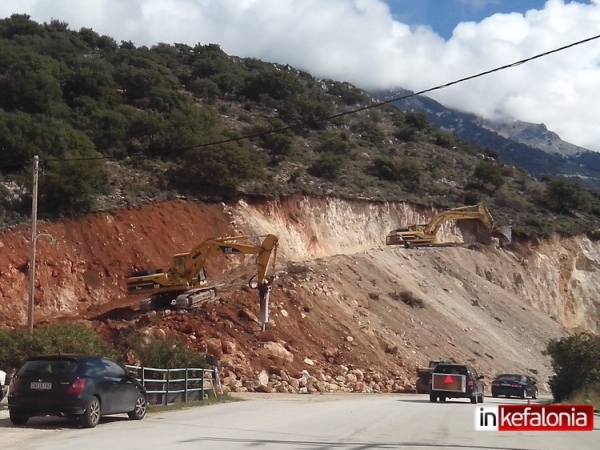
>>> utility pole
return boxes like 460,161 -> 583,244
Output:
27,155 -> 39,333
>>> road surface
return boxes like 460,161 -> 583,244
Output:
1,394 -> 598,449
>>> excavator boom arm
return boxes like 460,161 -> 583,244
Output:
252,234 -> 278,287
179,234 -> 279,286
423,203 -> 497,235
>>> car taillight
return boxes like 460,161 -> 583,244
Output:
467,379 -> 474,388
67,378 -> 85,394
492,381 -> 500,387
8,379 -> 17,393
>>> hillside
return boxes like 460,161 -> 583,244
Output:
1,15 -> 600,395
2,196 -> 599,394
1,14 -> 600,239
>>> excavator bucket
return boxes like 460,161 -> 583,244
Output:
495,226 -> 512,245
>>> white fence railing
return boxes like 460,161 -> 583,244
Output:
126,365 -> 217,405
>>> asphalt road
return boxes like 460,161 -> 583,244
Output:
1,394 -> 598,450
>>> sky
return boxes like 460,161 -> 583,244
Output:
1,0 -> 600,151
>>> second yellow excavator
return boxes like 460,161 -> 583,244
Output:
386,203 -> 511,248
126,234 -> 278,326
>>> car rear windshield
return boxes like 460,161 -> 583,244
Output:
17,359 -> 79,378
496,375 -> 524,382
434,365 -> 468,375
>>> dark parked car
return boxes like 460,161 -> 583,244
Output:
429,364 -> 485,404
491,374 -> 538,399
8,355 -> 147,428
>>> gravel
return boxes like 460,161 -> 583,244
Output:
0,408 -> 69,447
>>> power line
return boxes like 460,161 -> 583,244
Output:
140,32 -> 600,151
1,32 -> 599,170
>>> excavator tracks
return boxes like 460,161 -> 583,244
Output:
405,242 -> 465,249
175,287 -> 219,310
139,287 -> 218,312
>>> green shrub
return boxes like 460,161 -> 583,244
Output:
473,161 -> 505,192
403,112 -> 429,131
389,290 -> 425,308
393,125 -> 418,142
0,323 -> 117,372
543,178 -> 593,213
128,332 -> 207,369
545,332 -> 600,402
432,130 -> 456,149
309,153 -> 345,180
366,157 -> 421,192
0,328 -> 21,370
286,262 -> 311,275
314,135 -> 352,155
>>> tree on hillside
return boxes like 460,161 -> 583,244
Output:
309,153 -> 345,180
175,142 -> 266,198
0,47 -> 63,115
473,161 -> 505,192
0,14 -> 46,39
61,58 -> 120,107
40,156 -> 108,215
0,111 -> 107,214
545,332 -> 600,402
543,178 -> 592,214
366,157 -> 421,192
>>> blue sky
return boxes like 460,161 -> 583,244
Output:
1,0 -> 599,151
387,0 -> 591,39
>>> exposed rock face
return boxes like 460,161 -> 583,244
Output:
1,195 -> 599,394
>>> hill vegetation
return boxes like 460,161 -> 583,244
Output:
1,14 -> 600,238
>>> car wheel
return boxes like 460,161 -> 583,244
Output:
9,411 -> 30,425
532,390 -> 538,400
520,389 -> 527,399
80,396 -> 101,428
470,396 -> 477,404
491,392 -> 498,398
128,394 -> 147,420
439,396 -> 446,402
477,393 -> 484,403
429,394 -> 437,403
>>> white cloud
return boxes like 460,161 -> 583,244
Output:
1,0 -> 600,151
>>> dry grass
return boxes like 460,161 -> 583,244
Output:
568,383 -> 600,411
147,393 -> 243,413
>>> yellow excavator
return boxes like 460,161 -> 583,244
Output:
386,203 -> 511,248
126,234 -> 278,327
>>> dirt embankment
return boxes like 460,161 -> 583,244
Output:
1,195 -> 599,394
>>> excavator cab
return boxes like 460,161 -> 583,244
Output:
172,253 -> 188,272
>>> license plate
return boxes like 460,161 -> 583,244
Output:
31,382 -> 52,390
501,383 -> 511,386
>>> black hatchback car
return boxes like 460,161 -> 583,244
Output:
491,373 -> 538,399
8,355 -> 147,428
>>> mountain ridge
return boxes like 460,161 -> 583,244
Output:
373,88 -> 600,189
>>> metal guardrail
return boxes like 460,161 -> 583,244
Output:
125,365 -> 216,405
